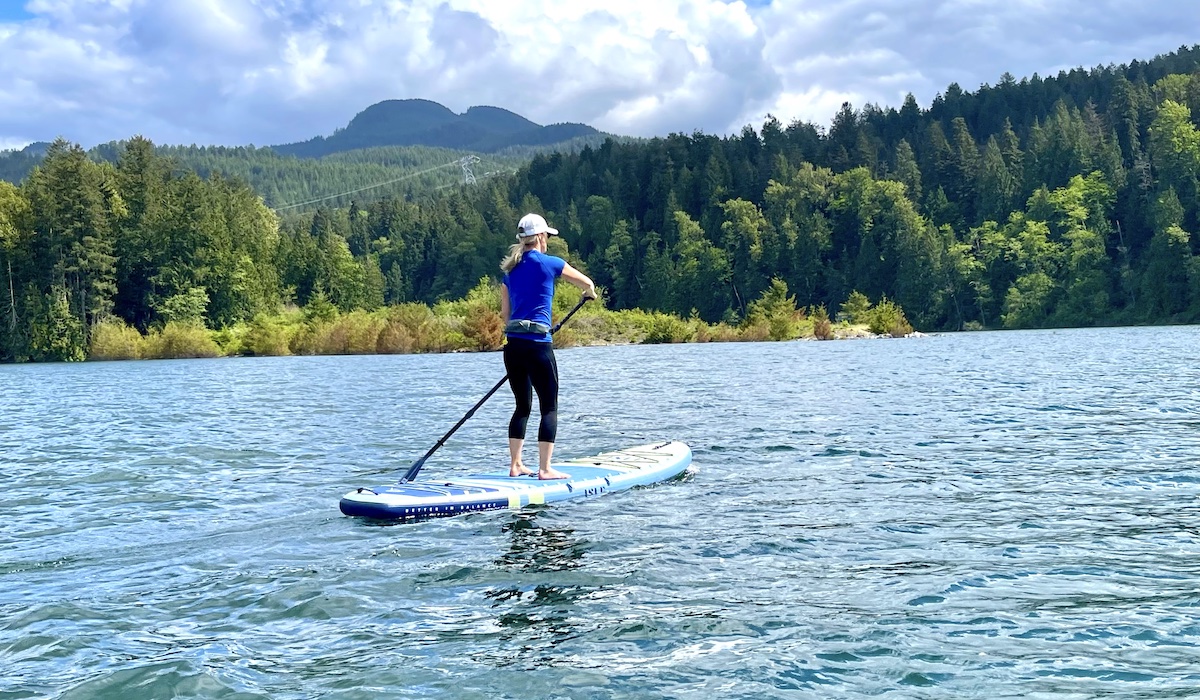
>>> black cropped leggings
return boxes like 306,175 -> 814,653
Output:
503,337 -> 559,443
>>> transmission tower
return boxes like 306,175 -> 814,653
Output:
460,155 -> 481,185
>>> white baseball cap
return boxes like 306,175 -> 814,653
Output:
517,213 -> 558,239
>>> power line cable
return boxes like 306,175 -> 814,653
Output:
271,160 -> 460,212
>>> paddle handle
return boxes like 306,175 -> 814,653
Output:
551,294 -> 590,334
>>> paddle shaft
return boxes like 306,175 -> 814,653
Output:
399,296 -> 590,483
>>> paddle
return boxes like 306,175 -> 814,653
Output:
399,296 -> 592,484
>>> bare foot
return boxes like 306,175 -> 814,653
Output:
509,463 -> 535,477
538,467 -> 570,480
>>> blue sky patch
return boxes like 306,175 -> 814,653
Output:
0,3 -> 34,23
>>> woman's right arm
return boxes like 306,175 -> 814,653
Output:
561,263 -> 597,300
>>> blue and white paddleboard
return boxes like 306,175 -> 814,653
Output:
340,441 -> 691,520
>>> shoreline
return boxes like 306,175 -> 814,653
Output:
75,321 -> 918,363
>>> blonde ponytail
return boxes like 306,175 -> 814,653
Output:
500,237 -> 539,273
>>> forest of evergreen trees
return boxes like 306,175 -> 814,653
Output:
2,45 -> 1200,362
0,140 -> 606,212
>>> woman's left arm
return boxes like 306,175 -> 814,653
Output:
500,282 -> 511,323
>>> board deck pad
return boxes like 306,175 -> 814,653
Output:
340,441 -> 691,520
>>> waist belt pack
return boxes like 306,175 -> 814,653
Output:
505,319 -> 551,335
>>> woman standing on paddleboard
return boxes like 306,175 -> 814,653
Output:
500,213 -> 597,480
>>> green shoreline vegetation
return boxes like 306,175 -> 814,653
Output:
4,46 -> 1200,363
85,282 -> 914,362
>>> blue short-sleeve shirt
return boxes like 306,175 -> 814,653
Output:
503,250 -> 566,343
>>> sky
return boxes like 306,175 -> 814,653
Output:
0,0 -> 1196,151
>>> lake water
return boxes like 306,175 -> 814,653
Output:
3,326 -> 1200,698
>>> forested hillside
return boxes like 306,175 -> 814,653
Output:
0,144 -> 46,184
0,138 -> 610,211
524,45 -> 1200,327
273,45 -> 1200,330
0,98 -> 614,211
2,46 -> 1200,361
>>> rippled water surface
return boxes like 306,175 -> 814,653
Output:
4,326 -> 1200,698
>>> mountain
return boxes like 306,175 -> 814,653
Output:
269,99 -> 603,158
0,142 -> 49,182
19,141 -> 51,157
0,101 -> 614,203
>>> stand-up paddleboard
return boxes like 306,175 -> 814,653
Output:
340,441 -> 691,520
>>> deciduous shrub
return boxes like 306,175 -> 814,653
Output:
811,305 -> 834,340
243,314 -> 292,356
386,303 -> 437,351
89,319 -> 142,360
643,312 -> 695,343
462,304 -> 503,350
143,322 -> 222,359
376,320 -> 415,354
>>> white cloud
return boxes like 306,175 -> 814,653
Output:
746,0 -> 1198,129
0,0 -> 1196,150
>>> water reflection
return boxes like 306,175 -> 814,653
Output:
495,511 -> 588,573
481,512 -> 599,666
